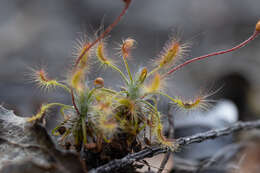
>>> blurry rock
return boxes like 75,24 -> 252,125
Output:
0,106 -> 84,173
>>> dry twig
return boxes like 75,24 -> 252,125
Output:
89,120 -> 260,173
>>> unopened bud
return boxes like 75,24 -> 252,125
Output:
94,77 -> 104,87
256,20 -> 260,32
124,38 -> 135,49
122,38 -> 136,57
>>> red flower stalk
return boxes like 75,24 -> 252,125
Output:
163,21 -> 260,78
74,0 -> 132,67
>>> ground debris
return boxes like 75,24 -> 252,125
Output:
0,106 -> 84,173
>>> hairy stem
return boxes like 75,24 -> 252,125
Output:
82,117 -> 87,144
55,82 -> 71,93
109,63 -> 129,84
147,66 -> 160,77
123,57 -> 133,82
71,88 -> 81,116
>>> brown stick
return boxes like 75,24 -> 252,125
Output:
89,119 -> 260,173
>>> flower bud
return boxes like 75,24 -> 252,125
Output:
256,20 -> 260,32
121,38 -> 136,57
94,77 -> 104,87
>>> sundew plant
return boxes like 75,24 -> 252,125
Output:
27,0 -> 260,165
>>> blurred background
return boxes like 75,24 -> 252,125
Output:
0,0 -> 260,172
